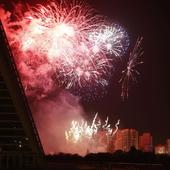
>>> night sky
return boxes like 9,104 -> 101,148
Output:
1,0 -> 169,145
85,0 -> 169,145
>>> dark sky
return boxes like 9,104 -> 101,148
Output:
1,0 -> 169,145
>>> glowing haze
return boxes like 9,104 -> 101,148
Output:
0,0 -> 130,155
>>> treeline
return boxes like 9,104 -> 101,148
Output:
46,147 -> 170,168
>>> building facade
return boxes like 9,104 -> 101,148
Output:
0,19 -> 43,168
139,133 -> 153,152
166,139 -> 170,155
114,129 -> 138,152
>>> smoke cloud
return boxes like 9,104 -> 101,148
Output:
31,91 -> 88,155
0,4 -> 89,155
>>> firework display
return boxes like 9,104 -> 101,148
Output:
2,0 -> 129,99
65,113 -> 120,144
89,24 -> 129,57
119,37 -> 143,100
0,0 -> 143,155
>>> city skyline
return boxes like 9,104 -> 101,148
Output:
88,127 -> 170,154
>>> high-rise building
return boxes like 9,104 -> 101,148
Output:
166,139 -> 170,155
114,129 -> 138,152
0,20 -> 43,168
94,129 -> 108,153
114,130 -> 123,151
139,133 -> 153,152
155,144 -> 166,154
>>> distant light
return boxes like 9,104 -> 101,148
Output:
18,144 -> 22,148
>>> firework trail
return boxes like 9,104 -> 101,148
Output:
1,0 -> 129,100
65,113 -> 120,144
119,37 -> 144,100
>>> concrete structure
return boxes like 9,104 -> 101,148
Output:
139,133 -> 153,152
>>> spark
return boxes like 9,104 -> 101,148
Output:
119,37 -> 144,100
112,119 -> 120,136
65,113 -> 120,144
